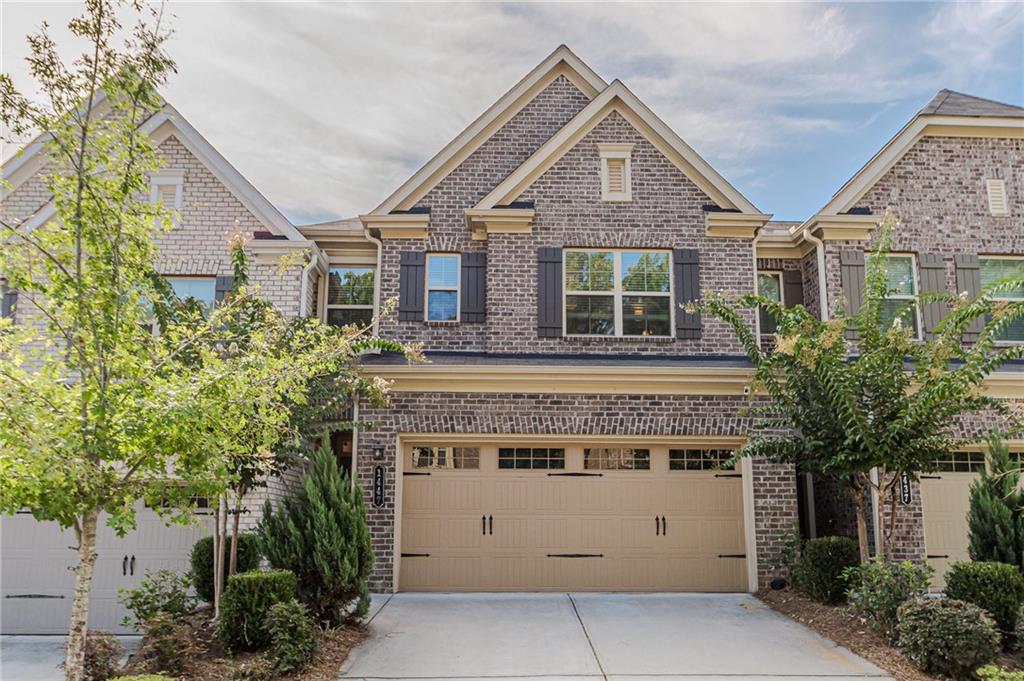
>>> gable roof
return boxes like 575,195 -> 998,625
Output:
2,96 -> 305,242
920,89 -> 1024,118
369,45 -> 607,216
799,88 -> 1024,231
475,80 -> 763,214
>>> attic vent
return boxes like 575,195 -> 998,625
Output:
986,179 -> 1008,216
597,143 -> 634,202
150,170 -> 185,227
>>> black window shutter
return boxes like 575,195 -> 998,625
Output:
215,275 -> 234,303
954,253 -> 984,342
918,253 -> 948,340
673,248 -> 701,339
460,252 -> 486,323
1,283 -> 16,320
537,247 -> 563,337
398,251 -> 426,321
782,269 -> 804,309
840,250 -> 865,339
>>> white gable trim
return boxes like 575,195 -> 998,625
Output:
475,80 -> 762,214
799,114 -> 1024,235
369,45 -> 607,216
146,105 -> 305,241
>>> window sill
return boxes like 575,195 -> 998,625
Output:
424,320 -> 460,326
563,334 -> 677,342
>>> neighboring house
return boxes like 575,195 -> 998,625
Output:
1,47 -> 1021,631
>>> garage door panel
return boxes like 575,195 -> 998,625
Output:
621,517 -> 659,550
535,518 -> 572,549
493,517 -> 532,549
701,519 -> 745,553
922,473 -> 976,590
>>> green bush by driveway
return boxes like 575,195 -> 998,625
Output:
945,561 -> 1024,634
896,597 -> 1000,679
218,569 -> 297,652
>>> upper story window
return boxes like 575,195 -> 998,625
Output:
565,250 -> 671,337
150,170 -> 184,227
868,254 -> 920,338
597,143 -> 633,202
144,276 -> 215,333
980,256 -> 1024,342
426,254 -> 459,321
326,266 -> 375,328
757,272 -> 783,334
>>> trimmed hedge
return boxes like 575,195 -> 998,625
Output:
945,561 -> 1024,633
796,536 -> 859,604
217,570 -> 297,652
190,534 -> 261,603
896,597 -> 1000,679
266,599 -> 318,674
978,666 -> 1024,681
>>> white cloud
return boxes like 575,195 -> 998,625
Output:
3,2 -> 1022,223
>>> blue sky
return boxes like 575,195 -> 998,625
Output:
3,2 -> 1022,223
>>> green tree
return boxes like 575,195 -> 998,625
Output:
257,435 -> 374,624
968,437 -> 1022,568
699,209 -> 1024,561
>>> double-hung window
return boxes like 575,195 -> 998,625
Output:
868,254 -> 920,338
144,276 -> 216,333
564,250 -> 671,337
757,271 -> 783,334
426,254 -> 459,321
980,256 -> 1024,342
326,266 -> 375,328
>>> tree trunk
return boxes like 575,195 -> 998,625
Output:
213,496 -> 226,619
229,486 -> 244,576
876,472 -> 889,562
851,485 -> 871,563
64,507 -> 100,681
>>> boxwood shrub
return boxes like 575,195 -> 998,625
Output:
795,536 -> 860,604
896,597 -> 1000,679
844,560 -> 932,642
217,569 -> 297,652
944,561 -> 1024,633
190,534 -> 261,603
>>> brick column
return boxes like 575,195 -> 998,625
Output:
751,458 -> 799,588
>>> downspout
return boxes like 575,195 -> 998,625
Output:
364,227 -> 384,337
299,242 -> 321,318
801,227 -> 829,321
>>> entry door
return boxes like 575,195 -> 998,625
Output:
399,443 -> 747,592
1,503 -> 213,634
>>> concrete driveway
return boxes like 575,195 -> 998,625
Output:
340,593 -> 889,681
0,635 -> 140,681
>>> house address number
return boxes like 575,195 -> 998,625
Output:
373,464 -> 385,508
899,472 -> 912,506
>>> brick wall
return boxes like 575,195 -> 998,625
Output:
357,391 -> 798,591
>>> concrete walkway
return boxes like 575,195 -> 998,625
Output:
339,593 -> 890,681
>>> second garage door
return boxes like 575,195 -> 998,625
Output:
399,443 -> 747,592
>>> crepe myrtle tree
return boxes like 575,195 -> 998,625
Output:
698,209 -> 1024,562
0,3 -> 418,678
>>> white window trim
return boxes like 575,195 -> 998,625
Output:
150,170 -> 185,227
869,252 -> 923,341
146,275 -> 216,334
425,253 -> 461,322
756,270 -> 784,335
562,248 -> 674,338
598,143 -> 634,202
324,264 -> 376,327
980,254 -> 1024,345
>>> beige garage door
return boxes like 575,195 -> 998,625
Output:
1,503 -> 212,634
921,452 -> 984,590
399,443 -> 747,592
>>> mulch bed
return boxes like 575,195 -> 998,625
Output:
759,588 -> 934,681
118,609 -> 368,681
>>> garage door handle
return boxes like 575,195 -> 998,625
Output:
661,516 -> 667,536
130,555 -> 135,576
122,555 -> 128,576
655,516 -> 660,536
926,554 -> 949,559
489,515 -> 493,535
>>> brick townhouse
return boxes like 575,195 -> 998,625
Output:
2,46 -> 1021,631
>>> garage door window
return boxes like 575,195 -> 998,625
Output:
412,446 -> 479,469
584,448 -> 650,470
498,448 -> 565,470
932,451 -> 985,473
669,449 -> 733,471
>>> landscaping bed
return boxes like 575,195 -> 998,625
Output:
117,608 -> 367,680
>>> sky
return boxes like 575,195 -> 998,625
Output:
2,1 -> 1022,225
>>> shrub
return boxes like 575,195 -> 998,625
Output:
1016,604 -> 1024,650
62,630 -> 124,681
138,611 -> 195,676
978,666 -> 1024,681
190,533 -> 262,602
217,569 -> 297,652
845,560 -> 932,641
266,599 -> 319,674
945,561 -> 1024,634
118,569 -> 194,628
968,438 -> 1022,569
896,597 -> 1000,679
258,436 -> 373,624
109,676 -> 178,681
795,536 -> 859,604
227,655 -> 274,681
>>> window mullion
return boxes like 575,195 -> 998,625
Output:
614,253 -> 623,336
